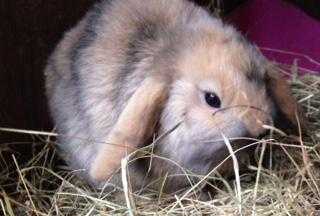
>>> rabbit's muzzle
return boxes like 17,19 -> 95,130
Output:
151,115 -> 272,192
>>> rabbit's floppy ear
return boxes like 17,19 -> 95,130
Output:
265,65 -> 305,134
90,77 -> 168,181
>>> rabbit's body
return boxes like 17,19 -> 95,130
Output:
45,0 -> 300,191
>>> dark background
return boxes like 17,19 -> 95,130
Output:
0,0 -> 318,159
0,1 -> 97,161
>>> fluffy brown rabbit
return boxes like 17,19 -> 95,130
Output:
45,0 -> 302,192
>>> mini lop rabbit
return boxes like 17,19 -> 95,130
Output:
45,0 -> 301,191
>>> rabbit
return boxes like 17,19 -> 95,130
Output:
45,0 -> 302,192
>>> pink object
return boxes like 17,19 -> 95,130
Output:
229,0 -> 320,74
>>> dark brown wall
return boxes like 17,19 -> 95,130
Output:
0,1 -> 98,163
286,0 -> 320,20
0,1 -> 97,144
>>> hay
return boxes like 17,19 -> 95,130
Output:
0,67 -> 319,215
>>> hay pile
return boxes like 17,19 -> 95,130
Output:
0,68 -> 319,215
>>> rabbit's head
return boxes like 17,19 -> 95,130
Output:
150,32 -> 302,190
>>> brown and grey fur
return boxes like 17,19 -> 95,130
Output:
45,0 -> 302,191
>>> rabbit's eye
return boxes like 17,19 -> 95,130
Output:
205,92 -> 221,108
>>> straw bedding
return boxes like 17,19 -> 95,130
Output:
0,65 -> 319,215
